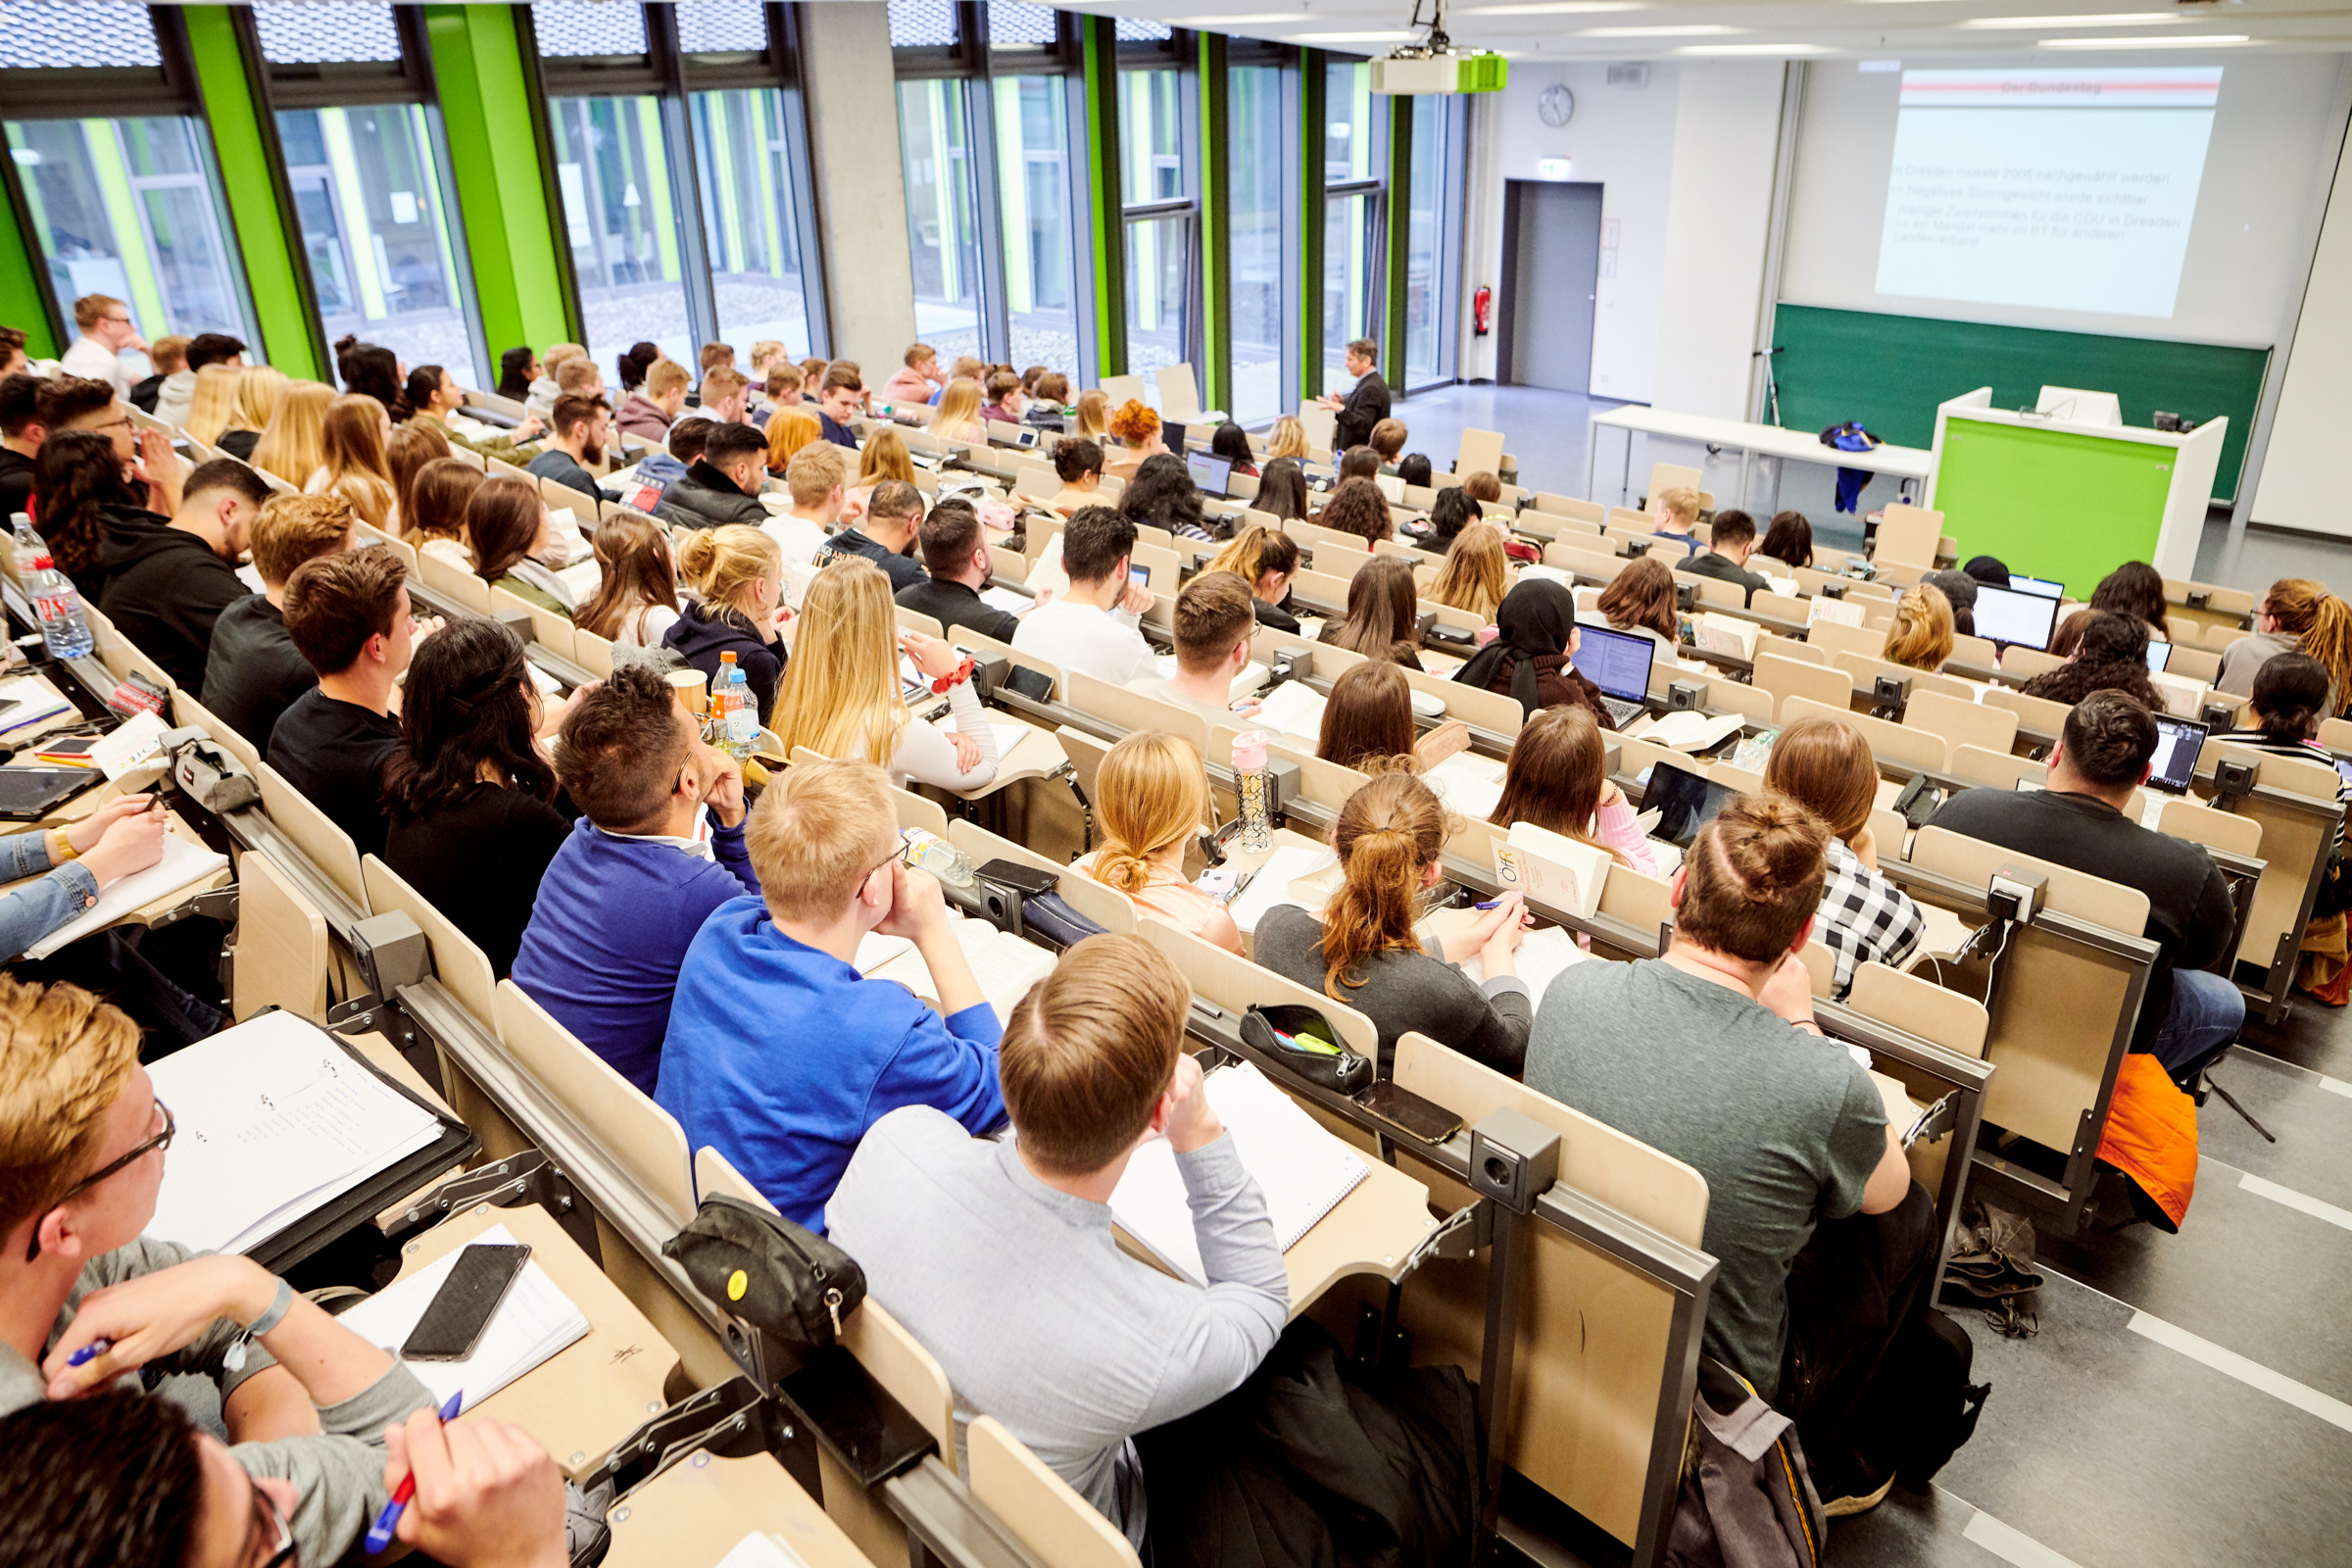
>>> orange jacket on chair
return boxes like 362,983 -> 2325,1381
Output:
2095,1053 -> 2200,1231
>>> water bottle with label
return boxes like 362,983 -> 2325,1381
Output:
900,826 -> 975,888
28,555 -> 93,659
10,514 -> 40,583
723,662 -> 759,755
1231,730 -> 1274,854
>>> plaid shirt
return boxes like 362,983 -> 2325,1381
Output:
1816,838 -> 1926,998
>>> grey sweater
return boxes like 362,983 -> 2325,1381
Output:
827,1107 -> 1289,1551
1253,904 -> 1533,1077
0,1237 -> 436,1565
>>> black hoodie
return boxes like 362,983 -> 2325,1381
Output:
95,520 -> 246,691
662,601 -> 784,722
654,459 -> 767,532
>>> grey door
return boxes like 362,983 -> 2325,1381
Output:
1499,179 -> 1603,394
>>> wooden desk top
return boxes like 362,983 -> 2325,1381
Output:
605,1449 -> 869,1568
386,1202 -> 681,1475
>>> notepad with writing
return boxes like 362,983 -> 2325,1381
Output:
1224,844 -> 1337,934
24,833 -> 229,960
335,1223 -> 590,1406
1110,1062 -> 1367,1288
144,1011 -> 443,1254
1458,923 -> 1591,1001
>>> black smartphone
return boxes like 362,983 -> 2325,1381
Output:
1359,1080 -> 1463,1145
401,1243 -> 531,1362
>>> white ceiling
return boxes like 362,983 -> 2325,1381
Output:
1056,0 -> 2352,61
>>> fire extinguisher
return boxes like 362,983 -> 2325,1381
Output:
1473,285 -> 1493,337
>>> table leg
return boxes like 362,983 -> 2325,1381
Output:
1621,429 -> 1634,506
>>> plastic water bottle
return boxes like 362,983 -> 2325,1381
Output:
9,514 -> 39,582
900,827 -> 974,888
28,555 -> 92,659
1232,730 -> 1273,854
705,653 -> 750,758
721,662 -> 758,755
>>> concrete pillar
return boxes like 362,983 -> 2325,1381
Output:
797,1 -> 917,371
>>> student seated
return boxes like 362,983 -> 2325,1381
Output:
775,559 -> 1000,790
1251,455 -> 1310,522
1102,398 -> 1165,480
1396,452 -> 1432,488
1426,522 -> 1509,621
1138,570 -> 1258,725
270,549 -> 430,858
1202,522 -> 1301,632
2218,653 -> 2351,847
1525,795 -> 1929,1509
2219,577 -> 2352,704
403,455 -> 482,566
665,524 -> 788,722
1649,483 -> 1703,557
1452,578 -> 1616,727
828,934 -> 1285,1549
846,425 -> 913,517
1758,510 -> 1814,570
1209,419 -> 1257,477
1025,370 -> 1071,431
0,372 -> 41,522
657,760 -> 1005,1230
930,376 -> 987,445
2089,560 -> 2170,645
1013,506 -> 1157,685
1762,716 -> 1924,996
31,424 -> 167,604
700,366 -> 753,426
0,976 -> 439,1562
768,438 -> 848,564
203,493 -> 354,751
1923,569 -> 1978,637
466,476 -> 576,612
654,420 -> 769,534
0,797 -> 165,963
1119,452 -> 1212,542
524,391 -> 618,502
881,340 -> 946,407
0,1391 -> 571,1568
514,665 -> 757,1095
1928,691 -> 2243,1086
405,364 -> 542,460
1416,486 -> 1481,554
980,368 -> 1026,426
1487,705 -> 1654,874
306,394 -> 399,533
1884,584 -> 1954,673
1075,732 -> 1242,954
899,498 -> 1021,642
381,620 -> 573,977
1319,555 -> 1424,668
1317,661 -> 1417,771
1314,475 -> 1392,547
615,356 -> 687,440
816,478 -> 926,591
1255,772 -> 1531,1074
1048,435 -> 1105,514
1366,416 -> 1407,471
1679,508 -> 1770,607
2018,609 -> 2164,710
95,459 -> 270,691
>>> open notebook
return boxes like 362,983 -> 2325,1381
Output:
336,1223 -> 590,1406
864,916 -> 1058,1026
1457,924 -> 1592,1002
1110,1062 -> 1367,1288
1423,753 -> 1506,822
146,1011 -> 443,1255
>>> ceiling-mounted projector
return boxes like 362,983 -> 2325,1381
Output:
1370,0 -> 1507,94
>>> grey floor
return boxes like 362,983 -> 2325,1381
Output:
1420,384 -> 2352,1568
1396,380 -> 2352,599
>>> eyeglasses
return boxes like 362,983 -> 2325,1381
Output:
25,1099 -> 172,1262
250,1480 -> 297,1568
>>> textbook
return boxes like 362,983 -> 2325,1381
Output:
941,714 -> 1032,766
337,1222 -> 590,1406
1109,1061 -> 1367,1288
24,833 -> 228,960
0,677 -> 73,736
144,1011 -> 443,1255
865,915 -> 1057,1025
1693,612 -> 1759,661
1807,596 -> 1866,629
1492,820 -> 1611,919
1424,753 -> 1506,822
1252,681 -> 1329,744
1627,710 -> 1745,754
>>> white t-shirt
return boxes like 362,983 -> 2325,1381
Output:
761,514 -> 829,570
59,336 -> 131,399
1014,599 -> 1156,688
616,603 -> 680,649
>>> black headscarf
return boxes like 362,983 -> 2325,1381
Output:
1453,579 -> 1576,717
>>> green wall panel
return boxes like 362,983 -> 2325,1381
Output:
1079,17 -> 1125,378
424,4 -> 574,358
0,169 -> 58,358
1934,417 -> 2179,601
1297,52 -> 1324,400
1382,94 -> 1410,389
1771,303 -> 2267,503
1196,30 -> 1229,416
180,5 -> 322,381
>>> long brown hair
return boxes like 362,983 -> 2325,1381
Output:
1319,772 -> 1450,1001
466,476 -> 545,582
572,514 -> 679,641
388,418 -> 453,530
1318,662 -> 1418,771
1205,522 -> 1298,590
856,425 -> 914,486
1328,556 -> 1422,661
2263,578 -> 2352,718
1317,476 -> 1393,546
404,458 -> 480,546
1089,732 -> 1209,895
1598,555 -> 1678,644
1762,714 -> 1877,845
1426,524 -> 1509,620
319,393 -> 397,529
1487,706 -> 1634,864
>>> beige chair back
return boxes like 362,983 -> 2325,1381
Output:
256,760 -> 368,911
231,849 -> 330,1023
496,980 -> 695,1224
489,585 -> 579,662
1831,651 -> 1975,704
1065,670 -> 1208,752
416,546 -> 494,612
1946,744 -> 2043,792
1778,696 -> 1949,774
172,690 -> 262,774
1804,618 -> 1886,662
967,1417 -> 1144,1568
1754,652 -> 1851,721
1873,505 -> 1943,567
1903,690 -> 2018,758
1980,686 -> 2069,738
1136,915 -> 1379,1064
1948,633 -> 1998,669
363,855 -> 498,1022
1999,646 -> 2062,682
2156,798 -> 2262,858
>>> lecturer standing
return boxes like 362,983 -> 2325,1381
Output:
1319,338 -> 1391,452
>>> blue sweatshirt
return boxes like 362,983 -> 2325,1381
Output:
511,818 -> 760,1095
656,897 -> 1006,1232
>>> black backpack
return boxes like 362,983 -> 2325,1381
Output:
1847,1309 -> 1989,1488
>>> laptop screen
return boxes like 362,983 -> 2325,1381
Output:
2008,574 -> 2065,599
1644,760 -> 1740,849
2150,714 -> 2208,794
1569,621 -> 1657,703
1973,585 -> 2062,650
1186,452 -> 1233,498
2147,639 -> 2172,672
1160,418 -> 1188,451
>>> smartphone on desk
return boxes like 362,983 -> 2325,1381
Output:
401,1243 -> 531,1362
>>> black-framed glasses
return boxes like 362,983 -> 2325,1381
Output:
25,1099 -> 172,1262
251,1478 -> 297,1568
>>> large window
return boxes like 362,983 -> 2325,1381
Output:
898,78 -> 984,364
1321,58 -> 1385,395
1228,65 -> 1286,425
4,116 -> 251,344
1119,67 -> 1194,377
993,74 -> 1077,370
546,94 -> 693,374
692,86 -> 816,359
276,106 -> 475,374
1404,98 -> 1464,389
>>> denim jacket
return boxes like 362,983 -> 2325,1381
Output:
0,830 -> 99,960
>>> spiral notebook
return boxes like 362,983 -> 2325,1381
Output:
1110,1062 -> 1367,1288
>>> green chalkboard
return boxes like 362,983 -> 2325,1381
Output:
1769,305 -> 2267,502
1934,419 -> 2178,601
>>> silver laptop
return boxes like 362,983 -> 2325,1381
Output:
1569,621 -> 1656,729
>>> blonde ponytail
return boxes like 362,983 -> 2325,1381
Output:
1319,773 -> 1449,1001
1088,733 -> 1210,897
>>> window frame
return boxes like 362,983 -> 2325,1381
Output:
1318,54 -> 1388,394
1116,51 -> 1204,383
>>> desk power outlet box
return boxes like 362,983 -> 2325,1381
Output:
1987,867 -> 2049,927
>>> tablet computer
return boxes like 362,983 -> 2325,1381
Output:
2149,713 -> 2208,795
0,767 -> 103,821
1643,760 -> 1739,848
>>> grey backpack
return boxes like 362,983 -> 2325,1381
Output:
1665,1360 -> 1829,1568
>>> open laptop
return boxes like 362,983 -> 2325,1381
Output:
1972,584 -> 2062,651
1186,451 -> 1233,499
1568,621 -> 1656,729
1160,418 -> 1188,451
2008,573 -> 2065,600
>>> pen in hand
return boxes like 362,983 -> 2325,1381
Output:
366,1388 -> 466,1553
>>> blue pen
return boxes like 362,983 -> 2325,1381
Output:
66,1338 -> 112,1368
1474,899 -> 1502,909
366,1389 -> 466,1554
